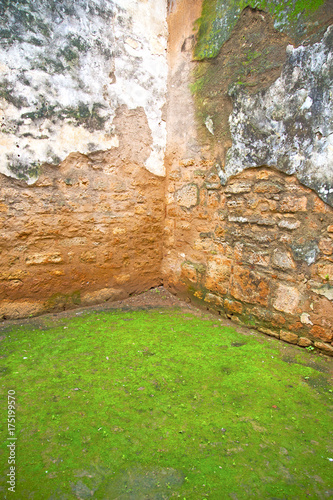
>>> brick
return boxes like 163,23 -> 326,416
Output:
225,182 -> 252,194
26,253 -> 63,265
272,249 -> 295,270
254,181 -> 283,193
318,238 -> 333,255
258,327 -> 280,338
314,342 -> 333,356
205,255 -> 231,294
310,325 -> 333,342
230,266 -> 269,306
278,219 -> 301,230
280,330 -> 298,344
80,251 -> 97,263
204,293 -> 223,306
298,337 -> 313,347
175,184 -> 199,209
224,298 -> 243,314
280,196 -> 307,212
181,262 -> 198,283
273,284 -> 300,314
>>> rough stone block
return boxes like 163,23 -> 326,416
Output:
273,284 -> 300,314
258,327 -> 280,338
181,262 -> 198,283
228,216 -> 248,223
280,330 -> 299,344
254,181 -> 283,193
272,249 -> 295,270
26,253 -> 63,265
300,313 -> 313,325
81,287 -> 126,306
298,337 -> 313,347
291,241 -> 319,265
204,293 -> 223,306
175,184 -> 199,209
247,251 -> 269,267
280,196 -> 307,212
0,300 -> 44,319
278,219 -> 301,230
224,298 -> 243,314
310,325 -> 333,342
206,255 -> 231,280
318,238 -> 333,255
80,251 -> 97,263
225,182 -> 252,194
316,262 -> 333,281
115,274 -> 131,284
205,172 -> 221,190
256,217 -> 276,226
313,198 -> 328,213
230,266 -> 269,306
314,341 -> 333,356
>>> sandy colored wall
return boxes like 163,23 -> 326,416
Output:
163,0 -> 333,355
0,0 -> 167,317
0,105 -> 164,318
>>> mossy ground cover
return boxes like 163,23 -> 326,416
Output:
0,299 -> 332,499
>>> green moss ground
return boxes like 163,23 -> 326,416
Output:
0,304 -> 332,499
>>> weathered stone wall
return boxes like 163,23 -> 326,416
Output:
0,0 -> 167,317
1,0 -> 333,357
0,106 -> 164,318
164,0 -> 333,355
0,0 -> 168,180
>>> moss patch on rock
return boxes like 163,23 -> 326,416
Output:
194,0 -> 329,60
191,8 -> 290,157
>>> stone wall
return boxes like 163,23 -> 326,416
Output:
0,0 -> 168,179
1,0 -> 333,355
0,105 -> 164,318
163,0 -> 333,355
0,0 -> 167,317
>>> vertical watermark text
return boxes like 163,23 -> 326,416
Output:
7,389 -> 16,492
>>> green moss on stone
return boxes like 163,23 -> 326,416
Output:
194,0 -> 327,60
46,291 -> 81,311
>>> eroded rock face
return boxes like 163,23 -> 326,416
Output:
0,0 -> 168,181
225,26 -> 333,206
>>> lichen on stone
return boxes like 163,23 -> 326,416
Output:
225,26 -> 333,206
